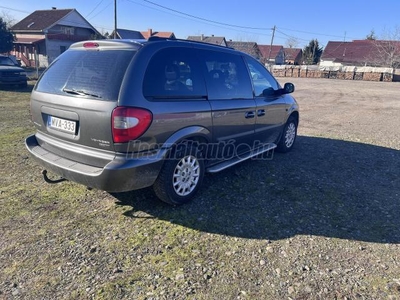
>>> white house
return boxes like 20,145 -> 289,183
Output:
10,8 -> 101,68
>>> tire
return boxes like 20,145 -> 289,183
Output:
276,116 -> 298,153
153,143 -> 204,205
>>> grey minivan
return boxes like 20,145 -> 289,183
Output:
25,37 -> 299,205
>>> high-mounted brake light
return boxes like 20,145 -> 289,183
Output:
83,42 -> 99,48
112,107 -> 152,143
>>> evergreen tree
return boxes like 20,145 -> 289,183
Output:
303,39 -> 323,65
0,17 -> 14,53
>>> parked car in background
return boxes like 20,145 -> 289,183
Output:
0,55 -> 27,88
25,37 -> 299,205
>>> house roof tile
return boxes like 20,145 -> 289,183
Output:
11,9 -> 74,31
141,30 -> 174,39
187,35 -> 226,46
321,40 -> 400,66
284,48 -> 302,59
258,45 -> 283,59
114,28 -> 174,40
226,41 -> 261,58
116,29 -> 143,39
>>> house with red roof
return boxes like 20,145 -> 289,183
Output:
226,41 -> 262,60
258,45 -> 285,65
283,48 -> 302,65
114,28 -> 175,40
321,40 -> 400,68
10,8 -> 101,67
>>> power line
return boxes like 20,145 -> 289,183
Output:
278,26 -> 359,40
142,0 -> 273,31
88,0 -> 114,20
125,0 -> 274,38
275,29 -> 311,42
0,5 -> 112,33
0,5 -> 30,14
137,1 -> 362,45
1,2 -> 362,45
85,0 -> 105,18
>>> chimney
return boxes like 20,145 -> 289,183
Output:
201,34 -> 204,41
148,28 -> 153,37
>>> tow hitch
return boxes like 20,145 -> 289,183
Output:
42,170 -> 66,184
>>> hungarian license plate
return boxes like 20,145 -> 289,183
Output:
48,116 -> 76,134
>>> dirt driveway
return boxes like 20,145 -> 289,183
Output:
289,77 -> 400,149
0,78 -> 399,299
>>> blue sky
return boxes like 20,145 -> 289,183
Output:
1,0 -> 399,48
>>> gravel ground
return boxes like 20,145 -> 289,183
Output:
0,78 -> 399,299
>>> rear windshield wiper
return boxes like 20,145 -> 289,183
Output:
62,88 -> 101,98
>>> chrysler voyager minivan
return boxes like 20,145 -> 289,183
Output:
26,37 -> 299,205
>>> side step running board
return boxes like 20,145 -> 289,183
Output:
206,143 -> 276,173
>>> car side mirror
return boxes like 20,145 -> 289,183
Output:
283,82 -> 295,94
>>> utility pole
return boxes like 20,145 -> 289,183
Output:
267,25 -> 276,66
113,0 -> 117,39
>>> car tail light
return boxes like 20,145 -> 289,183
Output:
112,107 -> 152,143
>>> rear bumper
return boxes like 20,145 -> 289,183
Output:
25,134 -> 164,192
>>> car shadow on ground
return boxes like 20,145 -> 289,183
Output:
112,136 -> 400,244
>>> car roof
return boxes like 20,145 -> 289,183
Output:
69,37 -> 253,58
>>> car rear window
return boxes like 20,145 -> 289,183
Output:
35,49 -> 135,101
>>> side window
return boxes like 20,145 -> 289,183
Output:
143,47 -> 206,99
197,49 -> 253,100
245,56 -> 280,97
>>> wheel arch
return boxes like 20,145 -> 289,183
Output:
159,126 -> 211,158
289,110 -> 299,125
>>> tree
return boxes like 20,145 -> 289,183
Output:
103,31 -> 111,39
366,29 -> 376,40
302,39 -> 323,65
90,32 -> 105,40
0,17 -> 14,53
285,37 -> 299,49
374,26 -> 400,68
0,11 -> 16,28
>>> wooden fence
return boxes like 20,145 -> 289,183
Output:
270,65 -> 400,82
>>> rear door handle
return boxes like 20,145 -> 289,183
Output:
245,111 -> 255,118
257,109 -> 266,117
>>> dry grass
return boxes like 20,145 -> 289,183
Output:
0,79 -> 399,299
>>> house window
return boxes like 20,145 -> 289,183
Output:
62,26 -> 74,35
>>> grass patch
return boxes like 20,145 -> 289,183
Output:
1,81 -> 400,299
